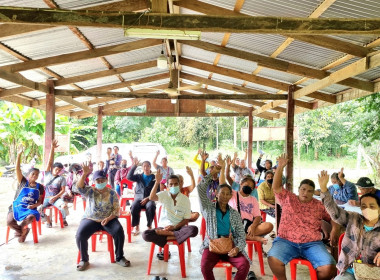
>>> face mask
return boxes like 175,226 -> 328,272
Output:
362,208 -> 379,221
267,179 -> 273,184
169,186 -> 180,195
242,186 -> 252,195
95,182 -> 107,190
121,164 -> 127,168
332,184 -> 340,191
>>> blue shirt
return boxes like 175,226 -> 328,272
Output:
328,180 -> 358,203
374,190 -> 380,200
142,173 -> 153,187
216,206 -> 231,237
231,181 -> 258,200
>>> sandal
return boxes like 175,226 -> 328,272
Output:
247,270 -> 258,280
46,223 -> 52,228
63,220 -> 68,226
76,261 -> 89,271
157,251 -> 171,260
116,257 -> 131,267
132,228 -> 140,236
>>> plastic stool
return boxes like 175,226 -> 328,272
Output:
43,205 -> 64,228
246,240 -> 265,275
6,218 -> 41,244
215,260 -> 233,280
77,230 -> 115,264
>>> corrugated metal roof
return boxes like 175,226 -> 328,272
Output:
181,65 -> 211,78
227,34 -> 288,56
20,69 -> 51,83
300,78 -> 348,94
131,78 -> 169,91
321,0 -> 380,18
120,67 -> 167,81
0,48 -> 22,67
180,7 -> 203,15
257,68 -> 303,84
48,58 -> 108,78
76,75 -> 121,89
75,96 -> 96,103
181,44 -> 217,65
78,27 -> 140,48
207,85 -> 234,94
2,27 -> 88,60
229,100 -> 252,107
328,35 -> 380,47
277,39 -> 344,69
105,45 -> 162,68
327,57 -> 360,72
55,0 -> 120,10
211,73 -> 245,86
0,78 -> 18,89
201,32 -> 225,45
217,54 -> 257,74
20,90 -> 45,99
241,0 -> 321,17
0,0 -> 47,8
245,82 -> 278,94
356,66 -> 380,81
199,0 -> 235,11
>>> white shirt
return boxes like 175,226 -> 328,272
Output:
157,191 -> 191,227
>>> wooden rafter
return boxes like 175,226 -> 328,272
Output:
1,8 -> 380,34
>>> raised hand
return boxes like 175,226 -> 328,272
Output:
17,144 -> 24,154
276,154 -> 288,168
128,150 -> 132,157
52,139 -> 59,149
318,170 -> 330,192
186,166 -> 193,176
198,148 -> 202,155
155,169 -> 163,182
225,155 -> 232,165
201,150 -> 209,161
82,161 -> 91,175
156,150 -> 160,156
217,154 -> 225,167
338,168 -> 344,180
132,157 -> 140,166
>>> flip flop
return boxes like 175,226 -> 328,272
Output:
18,228 -> 30,243
247,270 -> 258,280
76,261 -> 89,271
132,229 -> 140,236
116,257 -> 131,267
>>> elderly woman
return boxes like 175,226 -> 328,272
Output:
198,159 -> 250,280
75,162 -> 129,271
258,170 -> 276,218
7,146 -> 44,243
319,170 -> 380,280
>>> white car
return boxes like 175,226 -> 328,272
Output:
55,142 -> 167,166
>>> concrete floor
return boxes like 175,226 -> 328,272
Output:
0,177 -> 313,280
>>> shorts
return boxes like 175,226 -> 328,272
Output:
267,237 -> 336,269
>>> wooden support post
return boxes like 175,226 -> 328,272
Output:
248,108 -> 253,169
285,85 -> 296,192
97,106 -> 103,162
44,79 -> 55,169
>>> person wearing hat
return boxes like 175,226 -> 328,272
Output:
348,177 -> 380,206
75,162 -> 129,271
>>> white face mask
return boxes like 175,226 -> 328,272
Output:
362,208 -> 379,221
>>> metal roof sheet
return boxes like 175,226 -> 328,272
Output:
48,58 -> 108,78
180,7 -> 203,15
211,73 -> 246,86
0,0 -> 47,8
0,78 -> 18,89
120,67 -> 167,81
244,82 -> 278,94
20,69 -> 51,83
181,44 -> 217,65
2,27 -> 88,60
78,27 -> 140,48
201,32 -> 225,45
0,48 -> 22,67
131,78 -> 169,91
199,0 -> 235,11
76,75 -> 121,89
241,0 -> 321,17
55,0 -> 120,10
300,78 -> 348,94
20,90 -> 45,99
328,35 -> 380,47
181,65 -> 211,78
105,45 -> 162,68
229,100 -> 252,107
356,66 -> 380,81
321,0 -> 380,18
277,39 -> 344,69
227,34 -> 288,56
327,57 -> 361,72
257,68 -> 303,84
217,54 -> 257,74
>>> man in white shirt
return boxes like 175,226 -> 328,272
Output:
142,170 -> 198,252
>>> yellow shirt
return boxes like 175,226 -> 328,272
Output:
258,181 -> 275,209
193,153 -> 209,170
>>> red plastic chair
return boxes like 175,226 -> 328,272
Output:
337,232 -> 345,274
77,230 -> 115,264
6,218 -> 41,244
43,205 -> 64,228
289,258 -> 317,280
215,260 -> 233,280
119,179 -> 135,210
119,210 -> 132,243
147,237 -> 187,278
73,194 -> 86,211
200,216 -> 206,240
260,210 -> 267,222
120,178 -> 134,197
246,240 -> 265,275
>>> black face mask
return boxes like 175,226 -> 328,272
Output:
242,186 -> 252,195
121,164 -> 127,168
267,179 -> 273,184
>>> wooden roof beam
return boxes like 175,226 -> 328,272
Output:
2,8 -> 380,34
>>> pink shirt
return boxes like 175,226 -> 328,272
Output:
229,190 -> 260,221
276,188 -> 331,243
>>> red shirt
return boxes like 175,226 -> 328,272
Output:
181,187 -> 190,197
276,188 -> 331,243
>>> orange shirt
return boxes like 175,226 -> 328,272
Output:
181,186 -> 190,197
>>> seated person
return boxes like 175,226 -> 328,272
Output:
39,140 -> 69,227
75,164 -> 129,271
114,151 -> 134,196
142,171 -> 198,259
127,158 -> 156,236
256,153 -> 273,184
349,177 -> 380,206
106,158 -> 118,190
153,150 -> 174,190
319,171 -> 380,280
7,146 -> 44,243
221,158 -> 273,245
62,163 -> 84,204
315,168 -> 358,204
231,150 -> 254,183
226,155 -> 258,200
200,151 -> 219,203
258,171 -> 276,218
267,154 -> 337,280
198,161 -> 251,280
178,166 -> 200,222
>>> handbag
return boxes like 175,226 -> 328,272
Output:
353,262 -> 380,280
209,234 -> 234,254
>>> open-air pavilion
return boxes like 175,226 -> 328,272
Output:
1,0 -> 380,279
